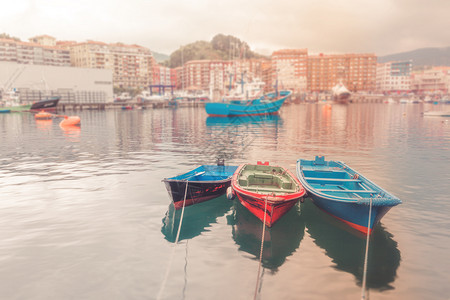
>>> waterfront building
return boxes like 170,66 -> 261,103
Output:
308,53 -> 377,92
0,38 -> 70,67
66,41 -> 153,89
29,35 -> 57,47
0,61 -> 113,103
376,61 -> 412,93
179,59 -> 267,99
271,49 -> 308,93
411,67 -> 450,94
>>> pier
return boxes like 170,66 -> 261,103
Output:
59,100 -> 207,111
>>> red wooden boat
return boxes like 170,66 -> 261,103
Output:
230,162 -> 306,227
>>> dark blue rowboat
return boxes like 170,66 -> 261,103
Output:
296,156 -> 401,234
205,91 -> 291,117
163,164 -> 238,209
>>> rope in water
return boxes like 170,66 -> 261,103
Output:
156,181 -> 189,300
361,197 -> 373,300
254,195 -> 268,300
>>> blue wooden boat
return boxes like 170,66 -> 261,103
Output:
163,163 -> 238,209
205,90 -> 291,117
296,156 -> 401,234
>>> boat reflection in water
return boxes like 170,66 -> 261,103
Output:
161,195 -> 232,243
227,201 -> 305,271
206,114 -> 282,127
303,200 -> 401,290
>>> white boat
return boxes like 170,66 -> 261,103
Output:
331,83 -> 351,103
422,111 -> 450,117
114,92 -> 133,102
137,91 -> 170,102
399,98 -> 409,104
222,78 -> 265,101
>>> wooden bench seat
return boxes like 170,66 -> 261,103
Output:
305,177 -> 362,182
317,189 -> 377,193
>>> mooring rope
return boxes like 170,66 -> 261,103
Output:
361,197 -> 373,300
254,195 -> 268,300
157,181 -> 189,300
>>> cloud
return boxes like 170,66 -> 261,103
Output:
1,0 -> 449,56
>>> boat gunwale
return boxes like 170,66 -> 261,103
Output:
162,165 -> 237,183
232,163 -> 305,203
296,158 -> 401,206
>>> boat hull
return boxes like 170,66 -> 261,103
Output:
164,179 -> 232,209
307,192 -> 393,234
296,156 -> 401,234
163,165 -> 238,209
231,163 -> 305,227
30,97 -> 60,112
234,191 -> 299,227
205,91 -> 291,117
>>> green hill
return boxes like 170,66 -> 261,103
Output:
378,47 -> 450,67
151,51 -> 170,63
168,34 -> 266,68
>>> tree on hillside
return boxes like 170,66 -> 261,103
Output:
168,34 -> 267,68
0,33 -> 20,41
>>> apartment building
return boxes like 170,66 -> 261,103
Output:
66,41 -> 153,89
308,53 -> 377,92
411,67 -> 450,94
0,38 -> 70,67
376,61 -> 412,93
271,49 -> 308,93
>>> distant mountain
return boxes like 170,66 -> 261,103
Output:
152,51 -> 170,63
168,34 -> 267,68
378,47 -> 450,67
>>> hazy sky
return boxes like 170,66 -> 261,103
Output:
1,0 -> 449,56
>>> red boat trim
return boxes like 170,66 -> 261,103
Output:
231,164 -> 306,226
334,215 -> 372,235
173,194 -> 219,209
315,205 -> 372,235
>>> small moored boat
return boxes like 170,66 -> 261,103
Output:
34,110 -> 53,120
296,156 -> 401,234
163,163 -> 238,209
30,97 -> 60,112
422,111 -> 450,117
231,162 -> 306,227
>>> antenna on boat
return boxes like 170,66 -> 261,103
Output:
216,158 -> 225,166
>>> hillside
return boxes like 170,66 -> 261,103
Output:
151,51 -> 169,63
378,47 -> 450,67
168,34 -> 266,68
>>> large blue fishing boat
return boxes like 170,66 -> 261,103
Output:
205,91 -> 291,117
296,156 -> 401,234
163,163 -> 238,209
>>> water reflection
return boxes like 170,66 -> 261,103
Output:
227,201 -> 305,271
205,114 -> 284,161
35,119 -> 53,131
206,114 -> 282,127
59,123 -> 81,142
161,195 -> 232,242
303,200 -> 401,290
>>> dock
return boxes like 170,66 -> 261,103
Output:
58,100 -> 207,111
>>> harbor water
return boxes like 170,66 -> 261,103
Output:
0,103 -> 449,299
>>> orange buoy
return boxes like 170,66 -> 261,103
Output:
35,110 -> 53,120
59,116 -> 81,127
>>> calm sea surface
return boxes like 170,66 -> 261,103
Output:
0,103 -> 449,300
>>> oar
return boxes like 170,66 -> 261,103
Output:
184,171 -> 206,180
